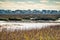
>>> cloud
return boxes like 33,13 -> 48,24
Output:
0,0 -> 40,3
0,1 -> 60,10
40,0 -> 48,3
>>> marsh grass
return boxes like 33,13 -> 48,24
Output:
0,25 -> 60,40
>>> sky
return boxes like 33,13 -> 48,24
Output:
0,0 -> 60,10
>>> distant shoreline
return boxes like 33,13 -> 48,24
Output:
0,20 -> 60,23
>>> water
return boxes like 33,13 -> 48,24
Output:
0,21 -> 60,31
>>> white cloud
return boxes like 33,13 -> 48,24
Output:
40,0 -> 48,3
49,1 -> 60,6
55,1 -> 60,4
0,1 -> 60,10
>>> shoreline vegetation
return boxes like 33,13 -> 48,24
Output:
0,25 -> 60,40
0,14 -> 60,21
0,16 -> 60,23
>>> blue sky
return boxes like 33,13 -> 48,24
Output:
0,0 -> 60,10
